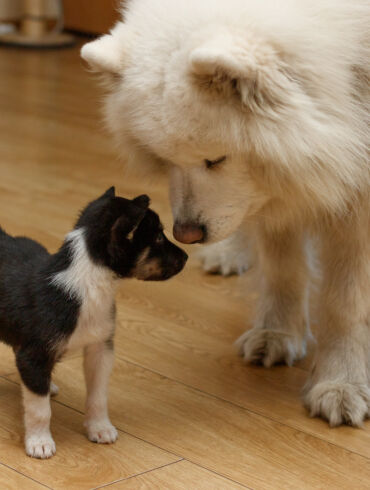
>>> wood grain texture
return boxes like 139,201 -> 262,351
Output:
0,378 -> 179,490
0,42 -> 369,489
112,282 -> 370,458
0,463 -> 46,490
0,344 -> 16,376
7,357 -> 370,489
105,460 -> 245,489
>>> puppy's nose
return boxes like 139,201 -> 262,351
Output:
173,222 -> 205,244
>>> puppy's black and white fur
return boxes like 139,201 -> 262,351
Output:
0,187 -> 187,458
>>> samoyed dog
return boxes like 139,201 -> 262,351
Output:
81,0 -> 370,426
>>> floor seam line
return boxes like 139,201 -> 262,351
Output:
91,459 -> 184,489
116,355 -> 370,460
2,362 -> 369,466
181,457 -> 252,489
0,376 -> 187,482
0,461 -> 53,489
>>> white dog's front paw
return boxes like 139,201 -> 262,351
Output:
304,382 -> 370,427
85,419 -> 118,444
25,433 -> 56,459
198,238 -> 250,276
236,328 -> 307,367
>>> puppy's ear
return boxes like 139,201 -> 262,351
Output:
107,214 -> 131,265
132,194 -> 150,210
109,195 -> 150,251
110,203 -> 147,244
128,195 -> 150,234
101,186 -> 115,199
110,215 -> 132,242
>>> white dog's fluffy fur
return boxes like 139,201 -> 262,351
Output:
81,0 -> 370,426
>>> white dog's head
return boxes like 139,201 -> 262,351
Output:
81,0 -> 368,243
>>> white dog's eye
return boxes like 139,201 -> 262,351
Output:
204,156 -> 226,169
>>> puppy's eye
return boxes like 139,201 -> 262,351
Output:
155,232 -> 164,244
204,156 -> 226,169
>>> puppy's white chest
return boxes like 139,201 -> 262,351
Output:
51,228 -> 118,353
66,299 -> 115,352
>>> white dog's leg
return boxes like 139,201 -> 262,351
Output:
237,224 -> 310,367
22,384 -> 55,459
84,341 -> 117,443
198,223 -> 251,276
304,216 -> 370,426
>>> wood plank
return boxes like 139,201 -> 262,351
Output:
6,358 -> 370,489
110,281 -> 370,458
0,344 -> 16,376
105,460 -> 245,489
0,463 -> 46,490
0,378 -> 179,490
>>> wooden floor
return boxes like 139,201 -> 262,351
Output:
0,42 -> 369,490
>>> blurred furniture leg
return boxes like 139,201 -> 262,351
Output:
0,0 -> 75,48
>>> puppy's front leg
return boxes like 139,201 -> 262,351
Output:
84,340 -> 117,444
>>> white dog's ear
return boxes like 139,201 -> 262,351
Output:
81,31 -> 126,74
189,33 -> 290,110
190,34 -> 246,78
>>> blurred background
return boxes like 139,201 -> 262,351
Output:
0,0 -> 119,36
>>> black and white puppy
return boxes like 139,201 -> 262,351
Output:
0,187 -> 187,459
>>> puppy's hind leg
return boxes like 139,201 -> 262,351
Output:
84,340 -> 117,444
21,385 -> 55,459
16,348 -> 55,459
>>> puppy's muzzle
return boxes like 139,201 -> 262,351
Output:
164,250 -> 188,279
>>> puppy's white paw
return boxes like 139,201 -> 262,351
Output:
198,239 -> 250,276
25,433 -> 56,459
85,419 -> 118,444
236,328 -> 306,367
50,382 -> 59,396
304,382 -> 370,427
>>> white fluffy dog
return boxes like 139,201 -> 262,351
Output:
81,0 -> 370,426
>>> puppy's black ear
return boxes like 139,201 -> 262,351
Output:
108,215 -> 131,265
110,195 -> 150,250
110,215 -> 132,241
132,194 -> 150,210
110,208 -> 144,244
129,195 -> 150,231
102,186 -> 115,199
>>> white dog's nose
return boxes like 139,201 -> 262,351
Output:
173,222 -> 205,244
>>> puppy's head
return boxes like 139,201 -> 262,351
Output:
76,187 -> 188,280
